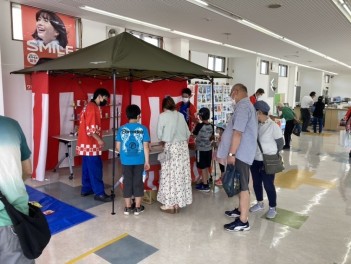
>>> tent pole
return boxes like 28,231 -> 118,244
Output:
111,70 -> 117,215
210,78 -> 217,193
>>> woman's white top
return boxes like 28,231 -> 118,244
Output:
157,110 -> 190,142
255,118 -> 283,161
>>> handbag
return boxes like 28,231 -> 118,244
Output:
158,112 -> 179,163
222,164 -> 241,197
292,123 -> 301,137
0,190 -> 51,259
257,140 -> 285,175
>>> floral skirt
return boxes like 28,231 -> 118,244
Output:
157,141 -> 192,208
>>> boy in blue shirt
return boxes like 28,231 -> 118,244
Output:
116,105 -> 150,215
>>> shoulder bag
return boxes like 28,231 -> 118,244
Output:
257,139 -> 285,175
0,190 -> 51,259
157,112 -> 179,163
222,164 -> 241,197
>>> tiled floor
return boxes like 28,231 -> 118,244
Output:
27,130 -> 351,264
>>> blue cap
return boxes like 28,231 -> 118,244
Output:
254,100 -> 270,113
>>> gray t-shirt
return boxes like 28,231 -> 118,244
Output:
217,97 -> 258,165
193,122 -> 214,151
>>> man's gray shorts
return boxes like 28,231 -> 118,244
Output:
0,225 -> 35,264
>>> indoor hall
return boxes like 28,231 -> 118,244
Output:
25,131 -> 351,264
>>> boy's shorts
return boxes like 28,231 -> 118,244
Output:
196,150 -> 212,169
122,164 -> 144,198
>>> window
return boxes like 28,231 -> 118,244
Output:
11,3 -> 23,40
208,55 -> 225,72
260,60 -> 269,75
126,30 -> 163,48
278,64 -> 288,77
324,75 -> 330,83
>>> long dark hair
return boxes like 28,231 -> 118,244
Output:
32,10 -> 68,48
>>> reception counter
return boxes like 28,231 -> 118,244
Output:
324,108 -> 348,131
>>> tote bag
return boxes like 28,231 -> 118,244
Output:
0,191 -> 51,259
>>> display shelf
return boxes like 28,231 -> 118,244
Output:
196,84 -> 233,125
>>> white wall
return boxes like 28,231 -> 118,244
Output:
330,75 -> 351,98
287,66 -> 298,107
82,19 -> 114,47
233,56 -> 257,94
0,0 -> 32,144
298,70 -> 324,99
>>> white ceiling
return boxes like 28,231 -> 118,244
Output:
13,0 -> 351,75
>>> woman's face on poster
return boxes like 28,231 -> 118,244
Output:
36,14 -> 59,44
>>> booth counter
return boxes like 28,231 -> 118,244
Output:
324,108 -> 348,131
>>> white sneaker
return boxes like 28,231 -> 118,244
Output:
249,202 -> 264,213
266,207 -> 277,219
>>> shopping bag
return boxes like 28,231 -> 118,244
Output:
340,130 -> 351,148
222,164 -> 241,197
292,123 -> 301,137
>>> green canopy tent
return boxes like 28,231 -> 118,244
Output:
12,32 -> 230,213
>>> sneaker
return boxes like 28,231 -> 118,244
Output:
266,207 -> 277,219
124,207 -> 133,215
195,182 -> 203,188
94,194 -> 112,202
196,184 -> 210,192
215,178 -> 223,186
224,208 -> 240,218
249,202 -> 264,213
224,218 -> 250,232
134,205 -> 145,216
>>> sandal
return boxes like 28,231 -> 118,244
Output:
160,205 -> 175,214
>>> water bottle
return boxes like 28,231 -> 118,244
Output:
142,170 -> 147,182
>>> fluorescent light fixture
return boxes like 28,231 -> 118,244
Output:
186,0 -> 351,72
80,6 -> 172,32
81,4 -> 343,74
194,0 -> 208,6
172,30 -> 222,45
282,38 -> 309,50
223,44 -> 256,54
240,19 -> 281,39
333,0 -> 351,22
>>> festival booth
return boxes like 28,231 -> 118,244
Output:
12,32 -> 229,206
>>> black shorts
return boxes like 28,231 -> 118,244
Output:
122,164 -> 144,198
196,150 -> 212,169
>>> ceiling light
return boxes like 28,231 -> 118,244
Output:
81,4 -> 341,75
194,0 -> 208,6
332,0 -> 351,21
172,30 -> 221,45
80,6 -> 172,32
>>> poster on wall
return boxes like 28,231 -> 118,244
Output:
21,5 -> 77,90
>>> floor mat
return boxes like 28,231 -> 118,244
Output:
35,182 -> 112,210
26,185 -> 95,235
95,235 -> 158,264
